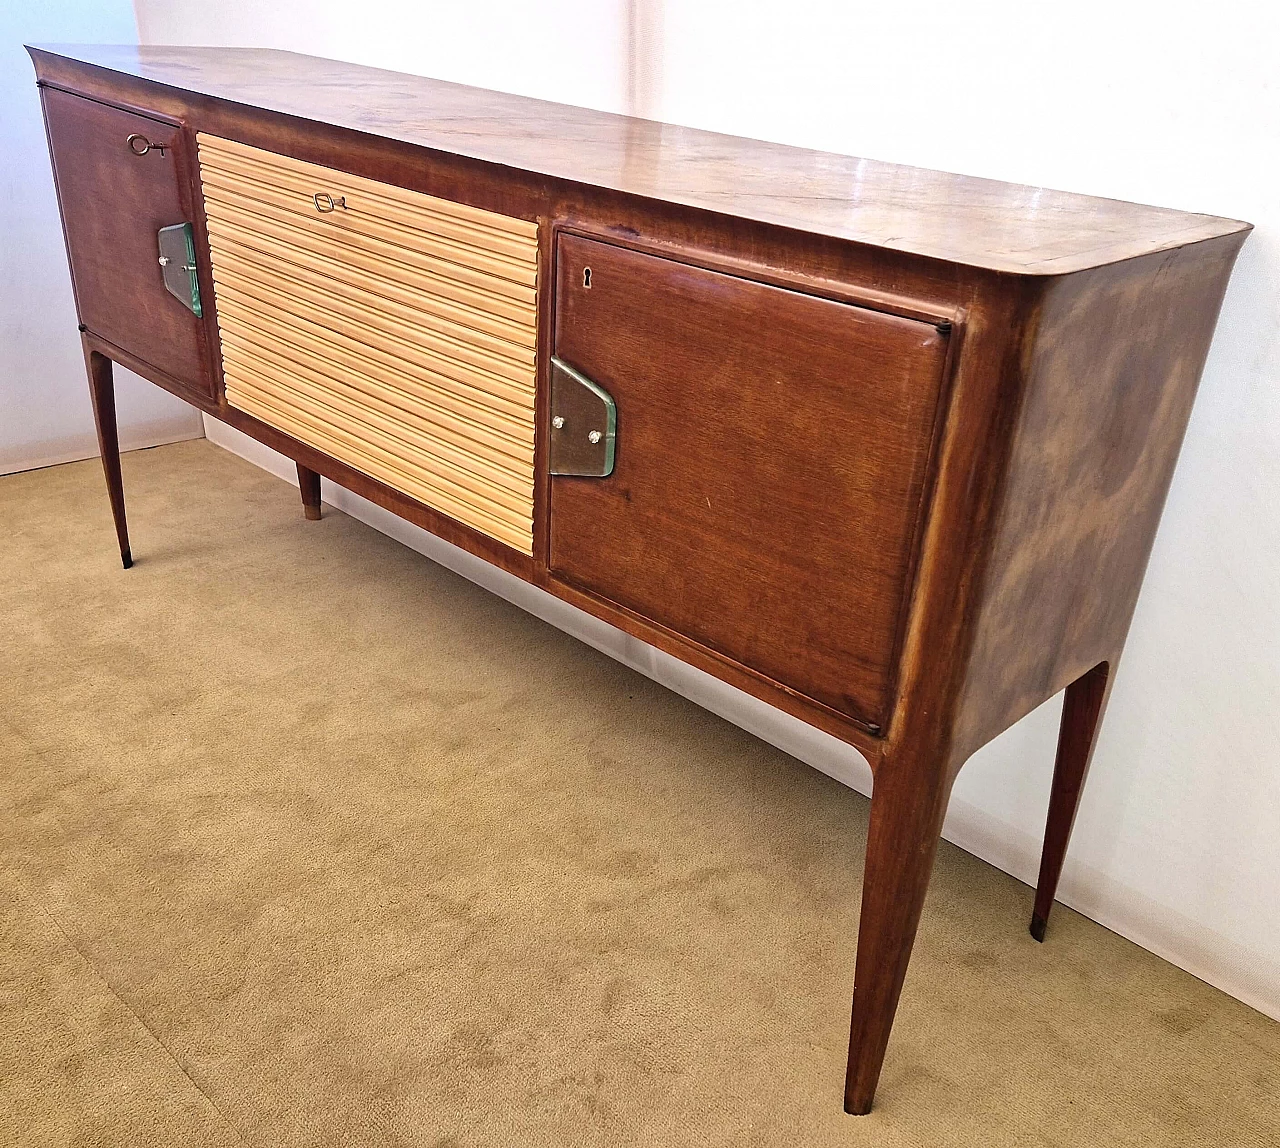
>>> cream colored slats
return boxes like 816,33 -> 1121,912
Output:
215,296 -> 536,525
217,328 -> 533,469
229,380 -> 531,545
227,375 -> 532,552
200,166 -> 535,289
198,133 -> 536,244
213,307 -> 529,440
212,277 -> 533,415
230,384 -> 531,552
215,311 -> 531,441
228,358 -> 532,518
199,134 -> 538,554
205,215 -> 534,349
220,335 -> 533,486
230,368 -> 533,522
208,241 -> 534,381
199,182 -> 535,311
199,147 -> 536,269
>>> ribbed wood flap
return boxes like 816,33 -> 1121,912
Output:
197,133 -> 538,554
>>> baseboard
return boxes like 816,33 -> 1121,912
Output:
203,413 -> 1280,1024
1,422 -> 204,477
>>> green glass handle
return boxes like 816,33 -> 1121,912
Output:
156,222 -> 202,317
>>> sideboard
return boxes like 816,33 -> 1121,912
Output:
29,44 -> 1250,1114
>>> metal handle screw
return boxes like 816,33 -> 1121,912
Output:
552,415 -> 565,429
588,430 -> 602,444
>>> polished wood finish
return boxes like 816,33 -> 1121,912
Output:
29,44 -> 1251,1115
29,44 -> 1245,276
297,462 -> 322,521
82,340 -> 131,569
42,87 -> 213,399
1031,661 -> 1112,941
551,233 -> 950,732
845,732 -> 954,1113
952,236 -> 1248,759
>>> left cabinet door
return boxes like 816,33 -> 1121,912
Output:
41,88 -> 214,398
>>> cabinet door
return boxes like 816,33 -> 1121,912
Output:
197,134 -> 539,556
41,88 -> 213,397
550,236 -> 951,732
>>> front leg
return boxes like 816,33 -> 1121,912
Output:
82,340 -> 132,569
844,742 -> 956,1114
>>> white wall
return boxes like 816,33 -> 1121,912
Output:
1,1 -> 202,476
135,0 -> 1280,1019
134,1 -> 630,112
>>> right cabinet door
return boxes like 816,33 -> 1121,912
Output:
550,235 -> 951,732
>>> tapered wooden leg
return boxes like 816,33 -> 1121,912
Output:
844,751 -> 955,1114
83,344 -> 132,569
1030,660 -> 1112,942
297,463 -> 322,520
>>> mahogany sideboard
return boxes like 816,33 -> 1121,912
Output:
30,44 -> 1250,1114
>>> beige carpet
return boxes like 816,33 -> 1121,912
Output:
1,438 -> 1276,1147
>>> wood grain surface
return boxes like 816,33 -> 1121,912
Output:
550,234 -> 950,731
41,86 -> 213,397
953,235 -> 1249,757
30,44 -> 1248,276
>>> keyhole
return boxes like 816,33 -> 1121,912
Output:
583,267 -> 592,289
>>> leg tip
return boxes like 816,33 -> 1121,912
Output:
121,549 -> 133,570
303,506 -> 323,521
1029,913 -> 1047,943
843,1078 -> 874,1116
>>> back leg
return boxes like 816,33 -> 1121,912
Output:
297,463 -> 323,520
1031,660 -> 1113,941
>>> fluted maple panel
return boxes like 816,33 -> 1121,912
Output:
197,133 -> 538,554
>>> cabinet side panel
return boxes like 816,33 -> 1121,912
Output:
954,234 -> 1247,756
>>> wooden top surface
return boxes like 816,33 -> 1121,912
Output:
31,44 -> 1249,276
